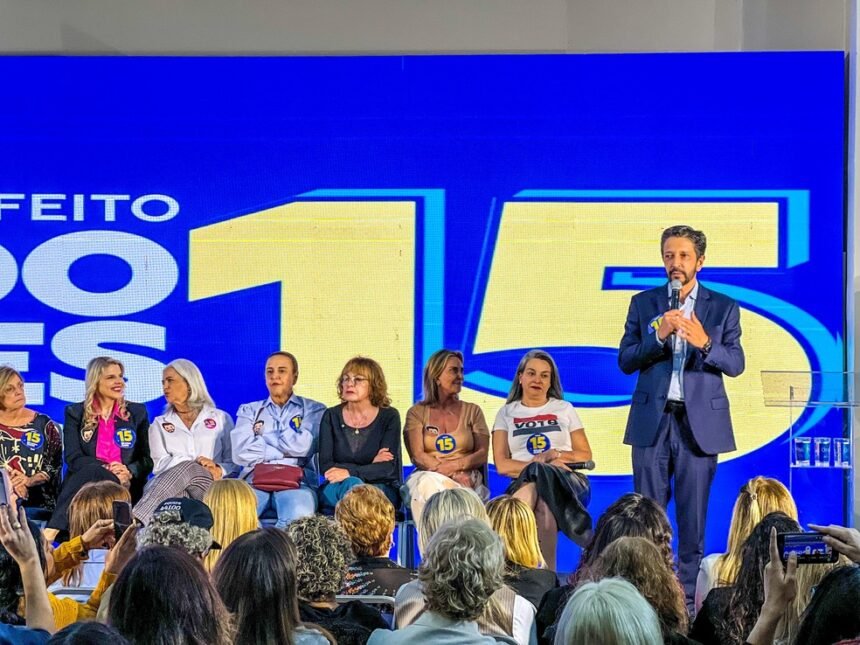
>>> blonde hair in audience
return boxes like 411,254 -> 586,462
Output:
203,479 -> 260,572
713,476 -> 798,586
63,481 -> 131,586
554,577 -> 663,645
0,367 -> 23,411
82,356 -> 129,431
487,495 -> 545,569
335,484 -> 395,557
419,487 -> 489,554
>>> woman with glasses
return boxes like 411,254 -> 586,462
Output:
318,356 -> 402,514
45,356 -> 152,540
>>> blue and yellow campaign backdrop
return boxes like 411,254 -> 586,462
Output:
0,52 -> 847,570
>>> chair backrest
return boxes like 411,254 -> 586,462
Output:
334,594 -> 396,606
51,586 -> 95,601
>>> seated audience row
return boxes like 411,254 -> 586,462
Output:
4,346 -> 593,571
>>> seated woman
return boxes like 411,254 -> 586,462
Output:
287,515 -> 389,645
396,487 -> 536,645
133,359 -> 235,524
368,519 -> 507,645
690,512 -> 800,645
536,493 -> 673,645
591,537 -> 693,645
486,495 -> 558,609
108,546 -> 233,645
50,481 -> 131,591
403,349 -> 490,525
335,484 -> 415,597
46,357 -> 151,540
492,349 -> 593,570
0,367 -> 62,516
694,476 -> 797,612
318,357 -> 401,513
202,478 -> 260,573
213,528 -> 332,644
231,351 -> 326,529
554,578 -> 662,645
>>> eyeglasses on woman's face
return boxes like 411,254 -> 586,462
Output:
340,375 -> 368,386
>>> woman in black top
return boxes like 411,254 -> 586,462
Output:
318,357 -> 401,513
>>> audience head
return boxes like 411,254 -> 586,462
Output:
162,358 -> 216,414
419,518 -> 505,622
336,356 -> 391,408
47,622 -> 130,644
0,366 -> 25,412
507,349 -> 564,403
138,498 -> 219,558
202,478 -> 259,572
0,520 -> 46,625
591,536 -> 688,637
554,577 -> 663,645
420,349 -> 465,405
213,528 -> 304,645
83,356 -> 127,428
715,476 -> 798,585
64,481 -> 131,585
419,487 -> 490,554
335,484 -> 395,558
792,564 -> 860,645
575,493 -> 673,582
109,545 -> 232,645
486,495 -> 544,569
722,511 -> 801,644
286,515 -> 353,603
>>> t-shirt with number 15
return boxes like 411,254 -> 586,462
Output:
492,398 -> 584,463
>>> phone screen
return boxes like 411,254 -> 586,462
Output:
113,501 -> 132,542
778,532 -> 837,564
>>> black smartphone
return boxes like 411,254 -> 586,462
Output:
112,501 -> 132,542
0,469 -> 9,507
777,531 -> 838,564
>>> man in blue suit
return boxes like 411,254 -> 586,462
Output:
618,225 -> 744,612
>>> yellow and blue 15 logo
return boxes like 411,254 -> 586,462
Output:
435,434 -> 456,454
188,189 -> 840,475
114,429 -> 136,449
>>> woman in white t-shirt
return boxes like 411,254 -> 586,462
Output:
492,349 -> 593,570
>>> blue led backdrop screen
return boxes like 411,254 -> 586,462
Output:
0,52 -> 847,569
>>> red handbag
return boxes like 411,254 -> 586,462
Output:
252,464 -> 304,491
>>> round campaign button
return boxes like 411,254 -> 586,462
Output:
114,428 -> 136,449
203,418 -> 217,429
435,434 -> 457,454
289,415 -> 303,431
22,430 -> 43,450
526,433 -> 550,455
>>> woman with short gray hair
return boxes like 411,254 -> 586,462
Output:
369,519 -> 508,644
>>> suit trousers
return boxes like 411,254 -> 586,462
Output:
632,403 -> 717,612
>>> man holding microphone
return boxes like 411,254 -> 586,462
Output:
618,225 -> 745,612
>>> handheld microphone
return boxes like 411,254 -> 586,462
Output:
566,460 -> 596,471
670,279 -> 681,310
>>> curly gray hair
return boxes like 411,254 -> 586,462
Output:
286,515 -> 354,602
419,518 -> 504,622
138,510 -> 213,557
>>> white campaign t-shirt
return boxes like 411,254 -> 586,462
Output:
493,398 -> 584,462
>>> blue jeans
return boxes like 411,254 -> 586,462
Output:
318,477 -> 400,514
253,484 -> 317,529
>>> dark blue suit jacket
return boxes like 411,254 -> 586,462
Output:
618,282 -> 744,455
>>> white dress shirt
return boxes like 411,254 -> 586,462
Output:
656,281 -> 700,402
149,406 -> 235,476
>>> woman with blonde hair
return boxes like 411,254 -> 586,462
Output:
0,366 -> 62,514
318,356 -> 402,514
694,476 -> 797,611
487,495 -> 558,609
403,349 -> 490,525
202,478 -> 259,573
133,358 -> 236,523
397,487 -> 537,645
47,357 -> 151,539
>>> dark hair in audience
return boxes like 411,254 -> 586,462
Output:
214,528 -> 306,645
48,621 -> 130,644
720,511 -> 800,645
573,493 -> 673,584
792,564 -> 860,645
0,519 -> 46,625
108,546 -> 233,645
591,536 -> 688,637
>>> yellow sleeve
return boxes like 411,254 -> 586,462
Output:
44,570 -> 118,630
49,535 -> 87,580
48,594 -> 81,631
